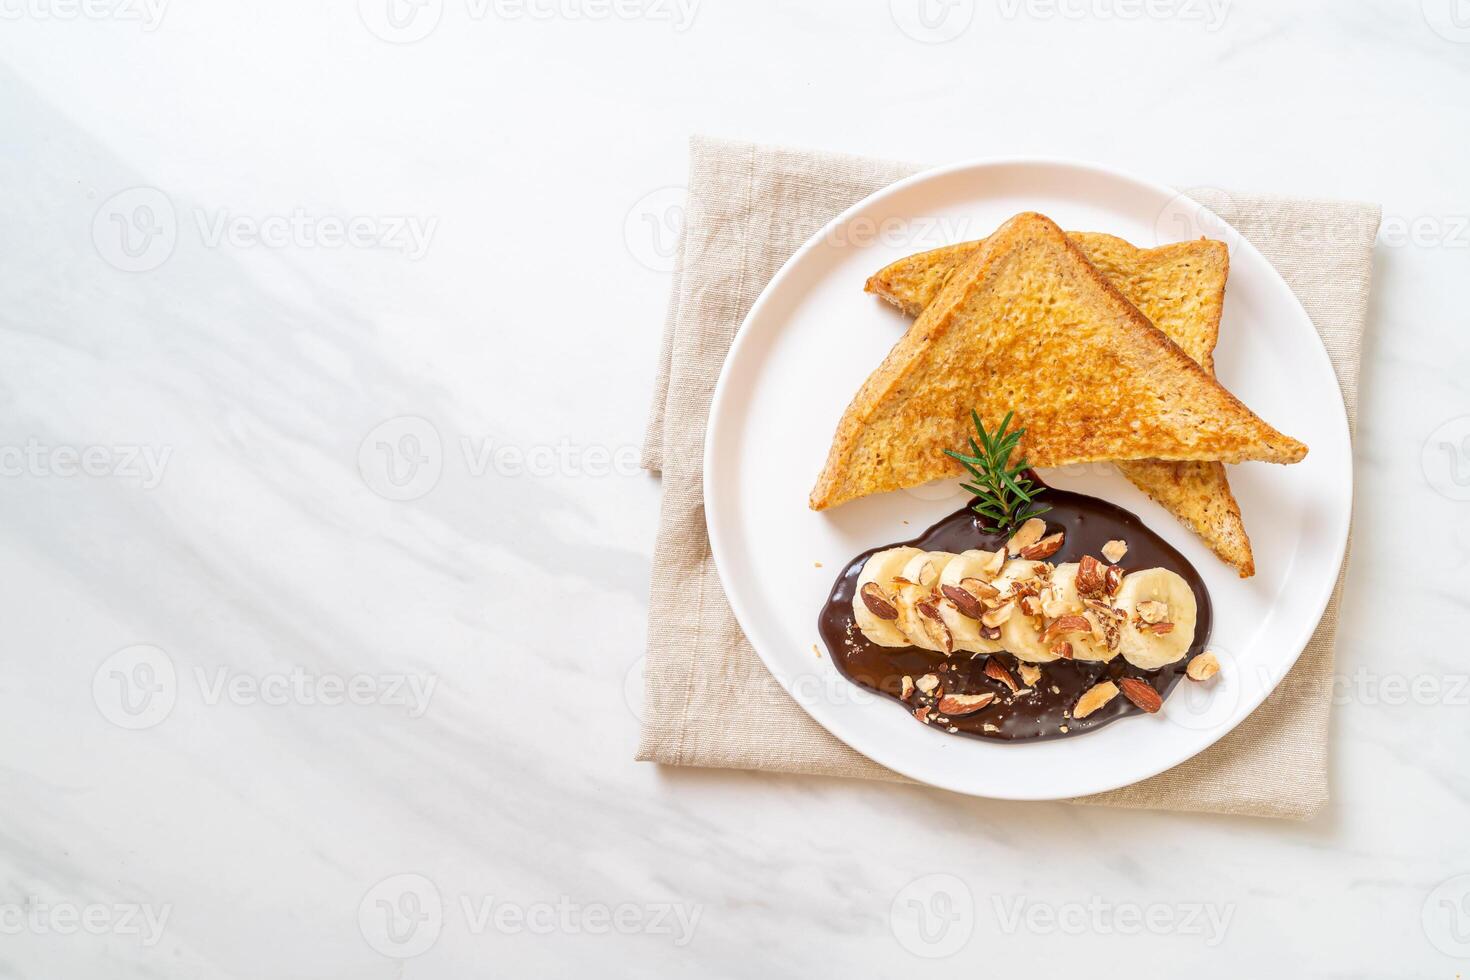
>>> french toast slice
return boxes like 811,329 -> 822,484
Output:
868,233 -> 1223,374
809,212 -> 1306,520
867,232 -> 1256,577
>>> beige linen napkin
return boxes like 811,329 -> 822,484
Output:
636,135 -> 1379,820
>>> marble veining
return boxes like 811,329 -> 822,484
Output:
0,0 -> 1466,975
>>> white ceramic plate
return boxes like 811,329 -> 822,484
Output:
704,159 -> 1351,800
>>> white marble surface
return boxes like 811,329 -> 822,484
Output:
0,0 -> 1466,975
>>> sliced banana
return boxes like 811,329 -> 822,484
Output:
852,547 -> 922,647
1114,568 -> 1198,669
936,550 -> 1004,654
894,551 -> 957,652
1042,563 -> 1117,662
991,559 -> 1057,663
857,545 -> 1197,672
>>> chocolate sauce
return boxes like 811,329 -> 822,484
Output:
817,482 -> 1212,742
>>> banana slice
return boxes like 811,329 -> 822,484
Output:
1041,563 -> 1117,662
936,549 -> 1005,654
991,559 -> 1057,663
852,547 -> 923,647
1113,568 -> 1198,669
894,551 -> 958,652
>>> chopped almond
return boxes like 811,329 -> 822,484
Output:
1020,531 -> 1064,561
984,659 -> 1019,692
1187,652 -> 1221,681
1007,518 -> 1046,556
1074,681 -> 1120,719
1136,599 -> 1168,624
937,692 -> 996,716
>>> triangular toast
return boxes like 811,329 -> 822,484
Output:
810,212 -> 1306,516
868,234 -> 1222,372
867,231 -> 1256,577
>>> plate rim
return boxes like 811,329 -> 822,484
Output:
702,156 -> 1353,800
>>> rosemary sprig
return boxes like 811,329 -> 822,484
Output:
943,410 -> 1050,534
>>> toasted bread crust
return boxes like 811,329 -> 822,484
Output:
865,240 -> 977,317
1116,458 -> 1254,577
811,213 -> 1306,519
867,230 -> 1254,576
867,232 -> 1228,367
